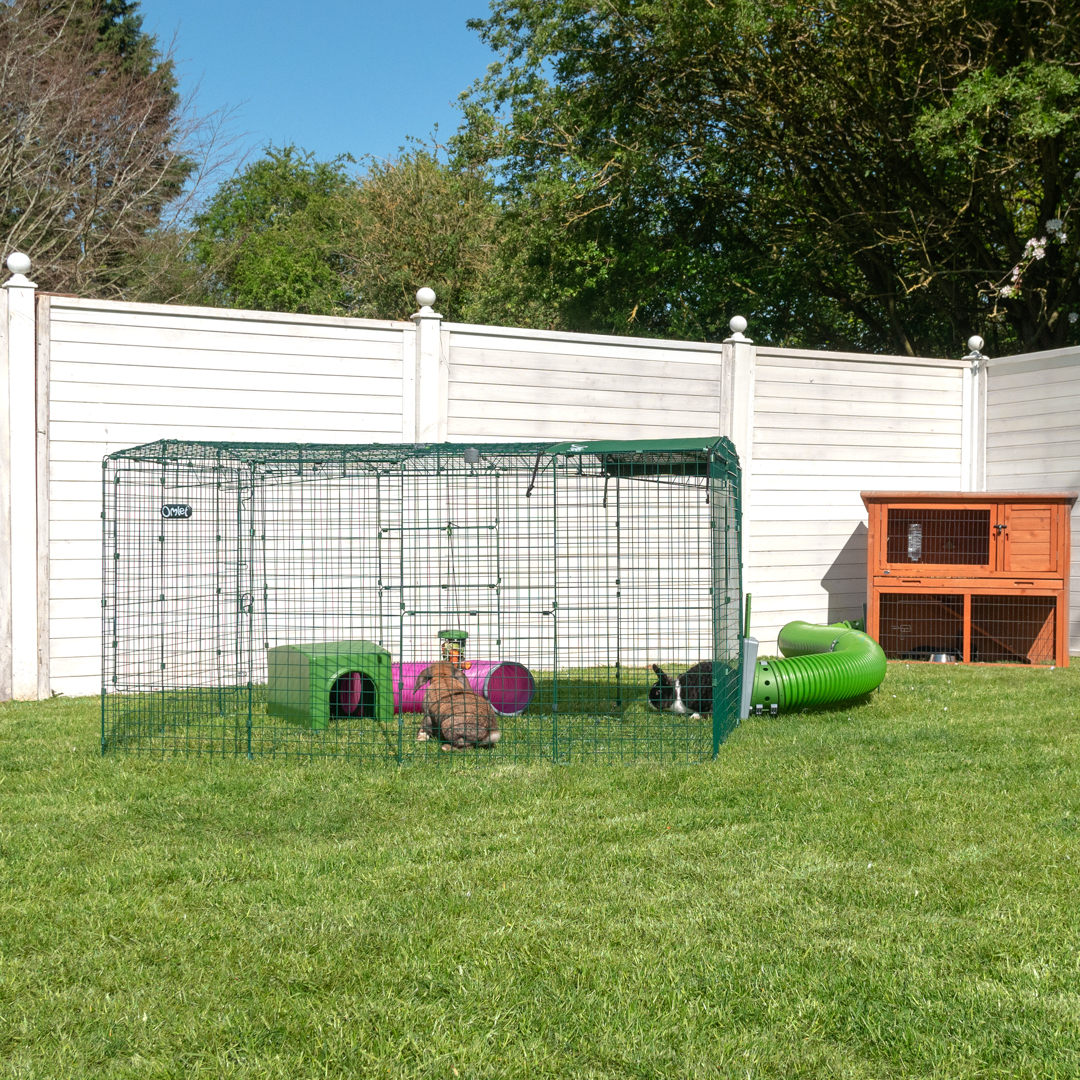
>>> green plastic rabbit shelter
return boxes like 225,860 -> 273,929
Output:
267,641 -> 393,731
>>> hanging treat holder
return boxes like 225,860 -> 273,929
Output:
438,629 -> 468,665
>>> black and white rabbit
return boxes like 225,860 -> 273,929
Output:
648,662 -> 713,717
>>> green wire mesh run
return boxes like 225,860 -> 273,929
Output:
101,438 -> 743,764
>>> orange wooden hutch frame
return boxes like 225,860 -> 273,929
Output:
862,491 -> 1076,667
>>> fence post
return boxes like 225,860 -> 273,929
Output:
720,316 -> 756,604
410,288 -> 446,442
721,313 -> 755,501
2,253 -> 44,699
961,334 -> 986,492
0,278 -> 8,700
35,293 -> 50,699
720,316 -> 755,462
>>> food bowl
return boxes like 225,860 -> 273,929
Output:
928,652 -> 959,663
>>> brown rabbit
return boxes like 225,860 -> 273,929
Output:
413,662 -> 502,750
414,661 -> 467,742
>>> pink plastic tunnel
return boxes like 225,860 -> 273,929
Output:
391,660 -> 535,716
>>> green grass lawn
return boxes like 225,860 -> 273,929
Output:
2,663 -> 1079,1078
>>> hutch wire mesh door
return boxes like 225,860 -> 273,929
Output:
102,438 -> 742,764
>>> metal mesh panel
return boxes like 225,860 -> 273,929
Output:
102,439 -> 743,763
878,592 -> 1056,665
886,508 -> 991,565
878,594 -> 964,661
969,595 -> 1056,665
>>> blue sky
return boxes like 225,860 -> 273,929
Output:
139,0 -> 498,172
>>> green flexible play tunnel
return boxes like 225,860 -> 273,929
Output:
749,620 -> 887,714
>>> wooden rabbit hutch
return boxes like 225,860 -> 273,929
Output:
863,492 -> 1076,666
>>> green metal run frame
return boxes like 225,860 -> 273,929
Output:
101,437 -> 743,764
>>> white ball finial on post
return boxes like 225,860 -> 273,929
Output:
963,334 -> 986,360
416,287 -> 436,313
4,252 -> 34,287
724,315 -> 751,344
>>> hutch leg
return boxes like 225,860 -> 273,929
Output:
866,586 -> 880,644
1057,594 -> 1069,667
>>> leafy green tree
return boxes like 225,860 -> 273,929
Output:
191,146 -> 357,313
344,148 -> 501,323
0,0 -> 194,295
465,0 -> 1080,354
190,144 -> 504,322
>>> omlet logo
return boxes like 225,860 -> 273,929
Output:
161,504 -> 193,519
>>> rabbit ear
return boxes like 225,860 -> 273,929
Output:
651,664 -> 673,685
413,666 -> 434,692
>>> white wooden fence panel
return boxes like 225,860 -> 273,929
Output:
754,390 -> 961,419
445,415 -> 684,441
752,454 -> 967,476
446,321 -> 725,358
985,399 -> 1080,425
445,324 -> 724,442
51,297 -> 405,338
53,339 -> 404,377
985,345 -> 1080,652
52,400 -> 403,429
748,348 -> 966,651
47,298 -> 410,697
58,365 -> 403,396
448,401 -> 712,433
451,361 -> 710,398
449,379 -> 716,416
982,448 -> 1080,472
49,573 -> 100,601
53,418 -> 401,448
757,426 -> 961,448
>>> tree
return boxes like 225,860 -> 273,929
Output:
0,0 -> 195,295
341,147 -> 502,323
465,0 -> 1080,354
191,146 -> 358,314
190,144 -> 504,322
